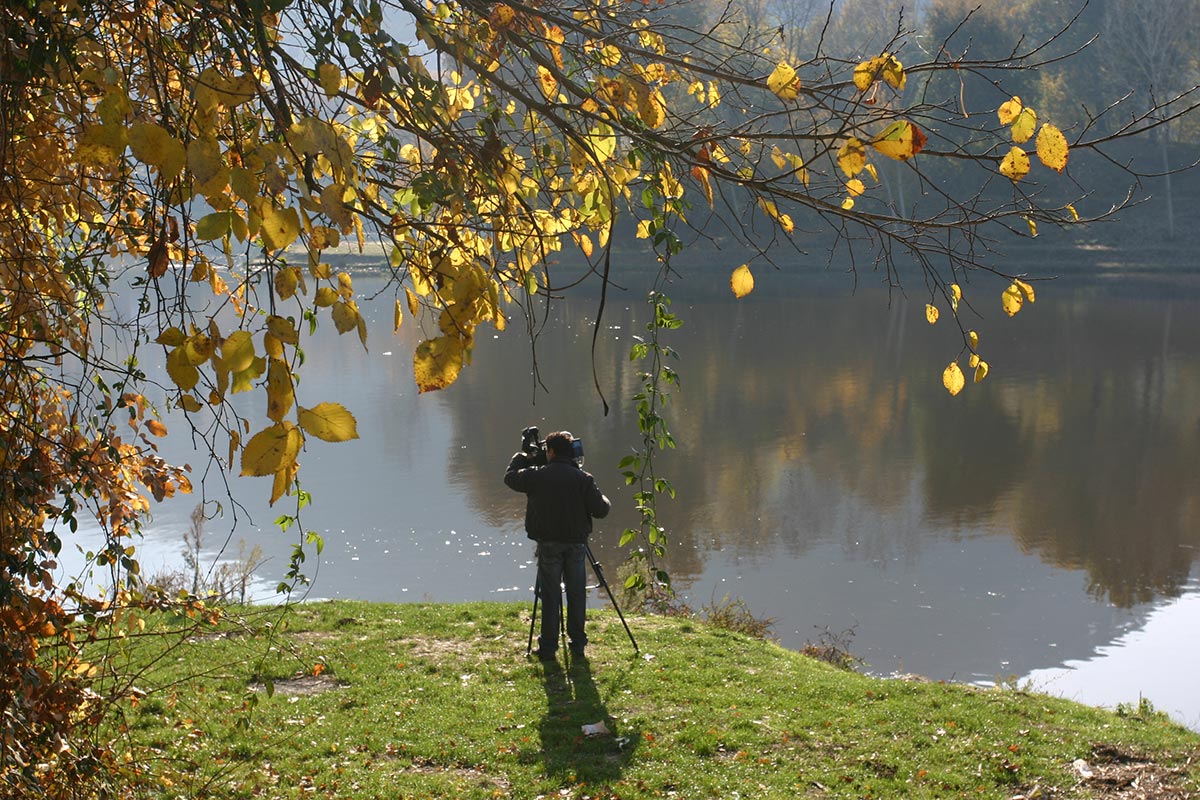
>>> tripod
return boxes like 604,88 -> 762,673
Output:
526,543 -> 639,656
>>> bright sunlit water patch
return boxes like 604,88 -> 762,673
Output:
1024,579 -> 1200,731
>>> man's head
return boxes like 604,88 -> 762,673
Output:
545,431 -> 575,460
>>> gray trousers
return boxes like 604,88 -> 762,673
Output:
535,542 -> 587,654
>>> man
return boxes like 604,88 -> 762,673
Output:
505,430 -> 611,661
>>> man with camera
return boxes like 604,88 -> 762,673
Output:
505,429 -> 611,662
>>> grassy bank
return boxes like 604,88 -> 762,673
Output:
103,600 -> 1199,799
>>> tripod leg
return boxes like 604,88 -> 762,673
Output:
527,575 -> 540,656
586,544 -> 640,654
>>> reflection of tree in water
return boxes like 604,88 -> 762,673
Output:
433,278 -> 1200,607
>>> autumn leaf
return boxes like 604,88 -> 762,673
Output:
925,304 -> 939,324
317,63 -> 342,96
767,62 -> 800,101
260,204 -> 300,252
999,147 -> 1030,182
1036,124 -> 1069,172
536,65 -> 557,100
730,264 -> 754,298
195,211 -> 232,241
853,54 -> 905,92
414,335 -> 465,392
974,360 -> 990,383
240,422 -> 303,477
1011,107 -> 1037,144
998,96 -> 1023,126
943,362 -> 965,396
221,330 -> 256,373
298,403 -> 360,442
265,359 -> 294,422
872,120 -> 926,161
1002,283 -> 1024,316
837,138 -> 867,177
129,122 -> 186,180
1014,279 -> 1036,303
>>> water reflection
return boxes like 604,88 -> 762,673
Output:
75,269 -> 1200,725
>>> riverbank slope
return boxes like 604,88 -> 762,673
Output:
113,600 -> 1200,798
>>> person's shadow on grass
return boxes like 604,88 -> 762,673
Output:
534,656 -> 638,788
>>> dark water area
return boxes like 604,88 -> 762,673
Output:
65,265 -> 1200,729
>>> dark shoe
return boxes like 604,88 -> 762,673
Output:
534,649 -> 557,662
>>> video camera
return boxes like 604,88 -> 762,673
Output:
521,426 -> 585,467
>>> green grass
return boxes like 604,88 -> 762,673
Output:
98,600 -> 1200,799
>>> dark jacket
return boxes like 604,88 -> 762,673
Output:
504,452 -> 611,543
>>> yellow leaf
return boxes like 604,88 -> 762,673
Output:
536,65 -> 557,101
187,137 -> 225,185
852,54 -> 904,92
406,287 -> 420,317
974,360 -> 990,383
767,62 -> 800,102
270,461 -> 297,506
853,57 -> 881,91
1011,107 -> 1037,144
178,395 -> 204,413
261,205 -> 300,252
969,353 -> 981,368
847,178 -> 865,196
195,211 -> 231,241
638,88 -> 667,129
1066,204 -> 1079,221
267,315 -> 299,345
240,422 -> 303,477
314,287 -> 339,307
414,335 -> 465,392
1036,123 -> 1069,172
318,63 -> 342,96
394,299 -> 403,333
730,264 -> 754,298
1026,216 -> 1038,237
999,147 -> 1030,182
166,348 -> 200,391
266,359 -> 294,422
231,356 -> 266,394
298,402 -> 360,442
1002,283 -> 1023,316
871,120 -> 926,161
264,332 -> 284,360
275,267 -> 301,300
998,96 -> 1023,126
968,330 -> 979,349
943,362 -> 965,396
156,327 -> 186,347
1014,279 -> 1036,303
880,54 -> 906,91
837,138 -> 867,177
950,283 -> 962,312
925,304 -> 939,324
332,300 -> 360,335
841,197 -> 855,210
221,330 -> 256,373
128,122 -> 186,180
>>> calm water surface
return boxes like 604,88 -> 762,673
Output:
67,267 -> 1200,728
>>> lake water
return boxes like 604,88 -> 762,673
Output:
64,265 -> 1200,729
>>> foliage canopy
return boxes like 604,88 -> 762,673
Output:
2,0 -> 1197,794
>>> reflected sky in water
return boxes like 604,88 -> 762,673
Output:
61,268 -> 1200,728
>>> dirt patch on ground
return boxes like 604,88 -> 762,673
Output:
1049,744 -> 1197,800
392,756 -> 510,795
250,673 -> 344,696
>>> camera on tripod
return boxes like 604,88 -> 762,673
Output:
521,426 -> 585,467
